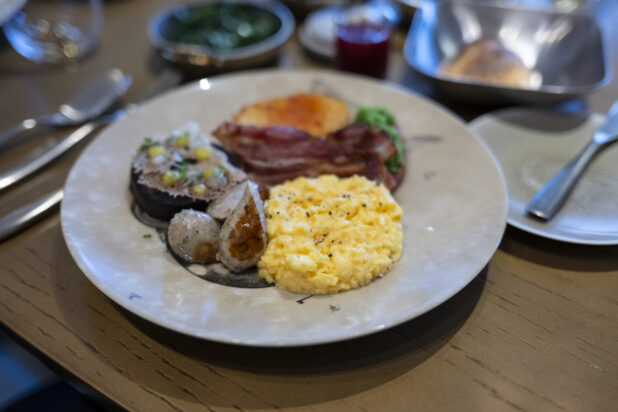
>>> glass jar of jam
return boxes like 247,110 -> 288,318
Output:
334,6 -> 391,78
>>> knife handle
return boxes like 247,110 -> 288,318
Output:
0,189 -> 64,242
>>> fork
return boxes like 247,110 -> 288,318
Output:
526,101 -> 618,221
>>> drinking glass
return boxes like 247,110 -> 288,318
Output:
3,0 -> 104,64
333,4 -> 393,79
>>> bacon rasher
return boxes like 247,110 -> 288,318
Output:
213,122 -> 404,191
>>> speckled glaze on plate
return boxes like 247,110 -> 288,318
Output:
470,108 -> 618,245
61,69 -> 507,347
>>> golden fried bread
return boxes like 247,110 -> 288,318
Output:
232,93 -> 350,136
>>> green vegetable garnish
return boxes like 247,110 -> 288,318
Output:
172,160 -> 190,179
140,137 -> 156,151
164,3 -> 281,51
183,171 -> 204,187
354,107 -> 404,173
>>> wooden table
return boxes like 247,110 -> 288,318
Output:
1,1 -> 617,411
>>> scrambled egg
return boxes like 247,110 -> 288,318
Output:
258,175 -> 403,294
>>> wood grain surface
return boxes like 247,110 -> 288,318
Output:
1,1 -> 617,411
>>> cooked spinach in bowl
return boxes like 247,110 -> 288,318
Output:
162,3 -> 282,51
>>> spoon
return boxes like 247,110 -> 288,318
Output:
0,68 -> 132,149
526,101 -> 618,221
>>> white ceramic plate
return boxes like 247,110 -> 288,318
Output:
61,69 -> 507,347
470,108 -> 618,245
298,7 -> 336,59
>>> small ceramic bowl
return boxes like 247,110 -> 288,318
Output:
149,0 -> 295,73
403,0 -> 611,104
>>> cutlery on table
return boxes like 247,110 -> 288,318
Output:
0,109 -> 125,192
0,68 -> 180,192
0,189 -> 63,242
0,68 -> 183,242
0,68 -> 132,149
526,101 -> 618,221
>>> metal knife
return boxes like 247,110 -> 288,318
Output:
0,69 -> 182,242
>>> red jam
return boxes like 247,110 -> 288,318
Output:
334,22 -> 390,78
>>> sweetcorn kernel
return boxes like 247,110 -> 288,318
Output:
195,147 -> 212,160
148,145 -> 165,157
175,134 -> 190,147
203,166 -> 217,179
192,183 -> 206,194
163,170 -> 180,185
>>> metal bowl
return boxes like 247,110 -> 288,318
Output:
403,0 -> 611,104
395,0 -> 421,23
149,0 -> 295,73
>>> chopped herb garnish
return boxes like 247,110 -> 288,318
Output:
183,171 -> 204,187
173,160 -> 189,171
140,137 -> 157,151
171,160 -> 191,180
143,234 -> 152,239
